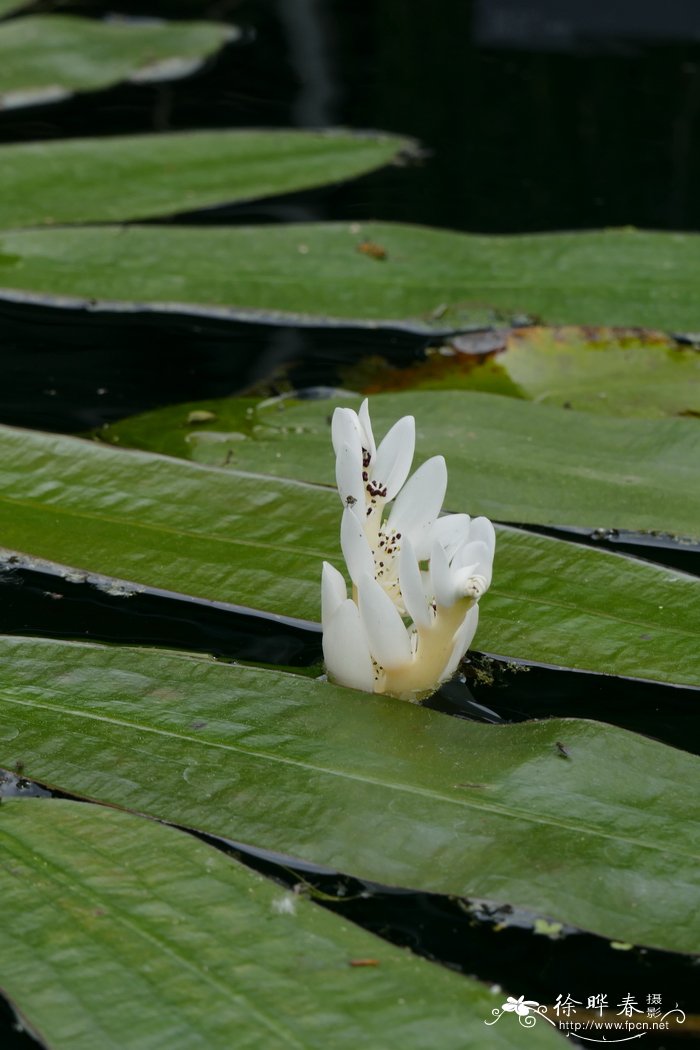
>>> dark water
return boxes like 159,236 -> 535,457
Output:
2,1 -> 700,1043
3,0 -> 700,234
3,0 -> 700,428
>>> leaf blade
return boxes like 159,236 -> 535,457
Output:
346,326 -> 700,419
0,15 -> 236,111
1,798 -> 542,1050
0,638 -> 698,954
0,0 -> 31,17
0,130 -> 412,228
104,390 -> 700,540
0,421 -> 698,686
0,223 -> 698,330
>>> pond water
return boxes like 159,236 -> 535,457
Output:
2,2 -> 699,1045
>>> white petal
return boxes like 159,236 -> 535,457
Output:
452,539 -> 493,590
372,415 -> 415,500
331,406 -> 362,458
321,561 -> 347,630
398,535 -> 431,629
388,455 -> 447,559
335,441 -> 365,508
441,604 -> 479,681
358,573 -> 412,670
322,599 -> 375,692
357,398 -> 376,463
468,516 -> 496,559
432,513 -> 471,562
453,539 -> 491,572
340,507 -> 375,584
430,537 -> 458,608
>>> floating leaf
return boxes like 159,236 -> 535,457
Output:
453,326 -> 700,418
0,130 -> 412,228
339,327 -> 700,419
0,799 -> 534,1050
0,422 -> 698,685
102,390 -> 700,540
0,15 -> 237,110
1,638 -> 699,955
0,0 -> 30,18
0,224 -> 699,331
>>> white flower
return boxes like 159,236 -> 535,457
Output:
321,399 -> 495,702
502,996 -> 540,1016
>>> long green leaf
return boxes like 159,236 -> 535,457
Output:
0,223 -> 698,331
0,131 -> 411,228
0,422 -> 698,685
0,0 -> 30,17
1,638 -> 699,954
1,799 -> 546,1050
0,15 -> 236,110
102,390 -> 700,539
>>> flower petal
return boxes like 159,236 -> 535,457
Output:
331,406 -> 362,459
432,513 -> 471,562
372,414 -> 415,500
357,398 -> 376,463
453,539 -> 491,573
340,507 -> 375,584
321,561 -> 347,630
358,573 -> 412,669
335,441 -> 365,508
452,539 -> 493,591
399,535 -> 431,629
388,455 -> 447,559
430,537 -> 458,608
441,604 -> 479,681
322,599 -> 375,692
468,516 -> 496,559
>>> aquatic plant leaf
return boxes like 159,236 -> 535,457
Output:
0,223 -> 698,331
0,15 -> 237,110
457,326 -> 700,418
0,0 -> 30,17
101,389 -> 700,540
0,799 -> 538,1050
0,422 -> 698,686
340,327 -> 700,419
0,130 -> 412,227
0,639 -> 699,955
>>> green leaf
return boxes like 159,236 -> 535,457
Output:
102,390 -> 700,540
0,130 -> 412,228
1,638 -> 699,954
1,421 -> 698,685
462,326 -> 700,419
0,15 -> 237,110
0,0 -> 30,18
342,327 -> 700,419
0,223 -> 698,331
0,799 -> 539,1050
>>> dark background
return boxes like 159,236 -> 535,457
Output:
2,0 -> 700,233
3,0 -> 700,433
